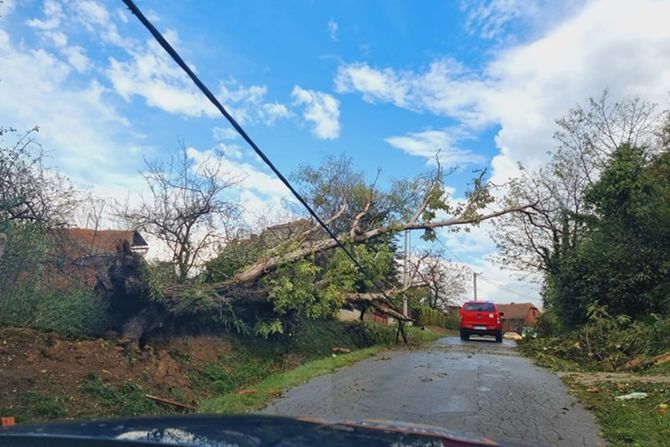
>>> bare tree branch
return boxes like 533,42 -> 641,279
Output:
117,145 -> 240,282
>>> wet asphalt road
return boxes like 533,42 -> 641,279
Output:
262,336 -> 604,447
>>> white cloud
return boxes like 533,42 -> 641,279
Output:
461,1 -> 586,42
106,32 -> 291,125
462,0 -> 532,39
217,142 -> 244,160
185,146 -> 290,218
42,29 -> 67,47
26,1 -> 134,49
0,29 -> 132,175
327,19 -> 338,41
335,63 -> 410,107
212,127 -> 239,141
76,0 -> 108,24
25,1 -> 290,130
26,0 -> 64,30
0,0 -> 16,20
337,0 -> 670,183
291,85 -> 341,140
483,0 -> 670,181
72,0 -> 129,47
116,8 -> 129,23
335,59 -> 488,126
261,102 -> 292,124
26,1 -> 105,73
385,128 -> 485,166
62,45 -> 91,72
106,32 -> 218,118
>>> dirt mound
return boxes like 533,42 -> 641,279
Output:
0,327 -> 232,421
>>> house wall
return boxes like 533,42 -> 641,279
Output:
336,309 -> 361,322
364,312 -> 397,326
526,308 -> 540,326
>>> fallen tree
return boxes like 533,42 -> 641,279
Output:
108,154 -> 534,340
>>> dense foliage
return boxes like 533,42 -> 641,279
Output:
520,304 -> 670,371
494,94 -> 670,329
412,305 -> 448,327
545,145 -> 670,326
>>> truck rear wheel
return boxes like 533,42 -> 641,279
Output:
460,330 -> 469,341
495,331 -> 503,343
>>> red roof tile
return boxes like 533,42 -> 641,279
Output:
53,228 -> 147,261
497,302 -> 540,320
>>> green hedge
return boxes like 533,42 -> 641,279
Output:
444,312 -> 460,330
413,305 -> 448,327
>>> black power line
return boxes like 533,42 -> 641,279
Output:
434,235 -> 472,271
435,236 -> 530,298
121,0 -> 399,307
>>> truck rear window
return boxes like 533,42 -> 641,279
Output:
463,303 -> 495,312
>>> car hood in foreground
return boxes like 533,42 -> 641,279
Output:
0,414 -> 530,447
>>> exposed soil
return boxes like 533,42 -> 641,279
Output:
0,327 -> 233,420
0,320 -> 399,424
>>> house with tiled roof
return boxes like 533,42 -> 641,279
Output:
53,228 -> 148,261
48,228 -> 148,289
497,302 -> 541,333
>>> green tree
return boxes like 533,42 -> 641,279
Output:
547,145 -> 670,325
192,153 -> 520,337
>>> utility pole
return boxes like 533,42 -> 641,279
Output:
473,272 -> 479,301
402,230 -> 409,317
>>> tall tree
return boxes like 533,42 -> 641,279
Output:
0,127 -> 77,227
162,155 -> 528,325
492,93 -> 666,277
0,126 -> 78,313
548,144 -> 670,323
408,249 -> 468,310
118,146 -> 240,282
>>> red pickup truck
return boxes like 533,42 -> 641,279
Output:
459,301 -> 503,343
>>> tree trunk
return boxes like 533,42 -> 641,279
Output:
163,205 -> 532,300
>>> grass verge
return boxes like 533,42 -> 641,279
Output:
518,337 -> 670,446
568,380 -> 670,447
198,346 -> 384,414
198,325 -> 441,414
0,321 -> 441,423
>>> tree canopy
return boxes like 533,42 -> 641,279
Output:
492,93 -> 670,328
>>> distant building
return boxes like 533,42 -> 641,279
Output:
497,302 -> 541,333
54,228 -> 149,260
48,228 -> 148,288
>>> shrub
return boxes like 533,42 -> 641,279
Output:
413,305 -> 447,327
535,309 -> 566,337
522,304 -> 670,371
0,283 -> 108,337
444,311 -> 460,330
346,321 -> 397,346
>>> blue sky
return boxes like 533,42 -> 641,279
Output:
2,0 -> 670,305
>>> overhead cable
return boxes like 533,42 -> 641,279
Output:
121,0 -> 398,305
